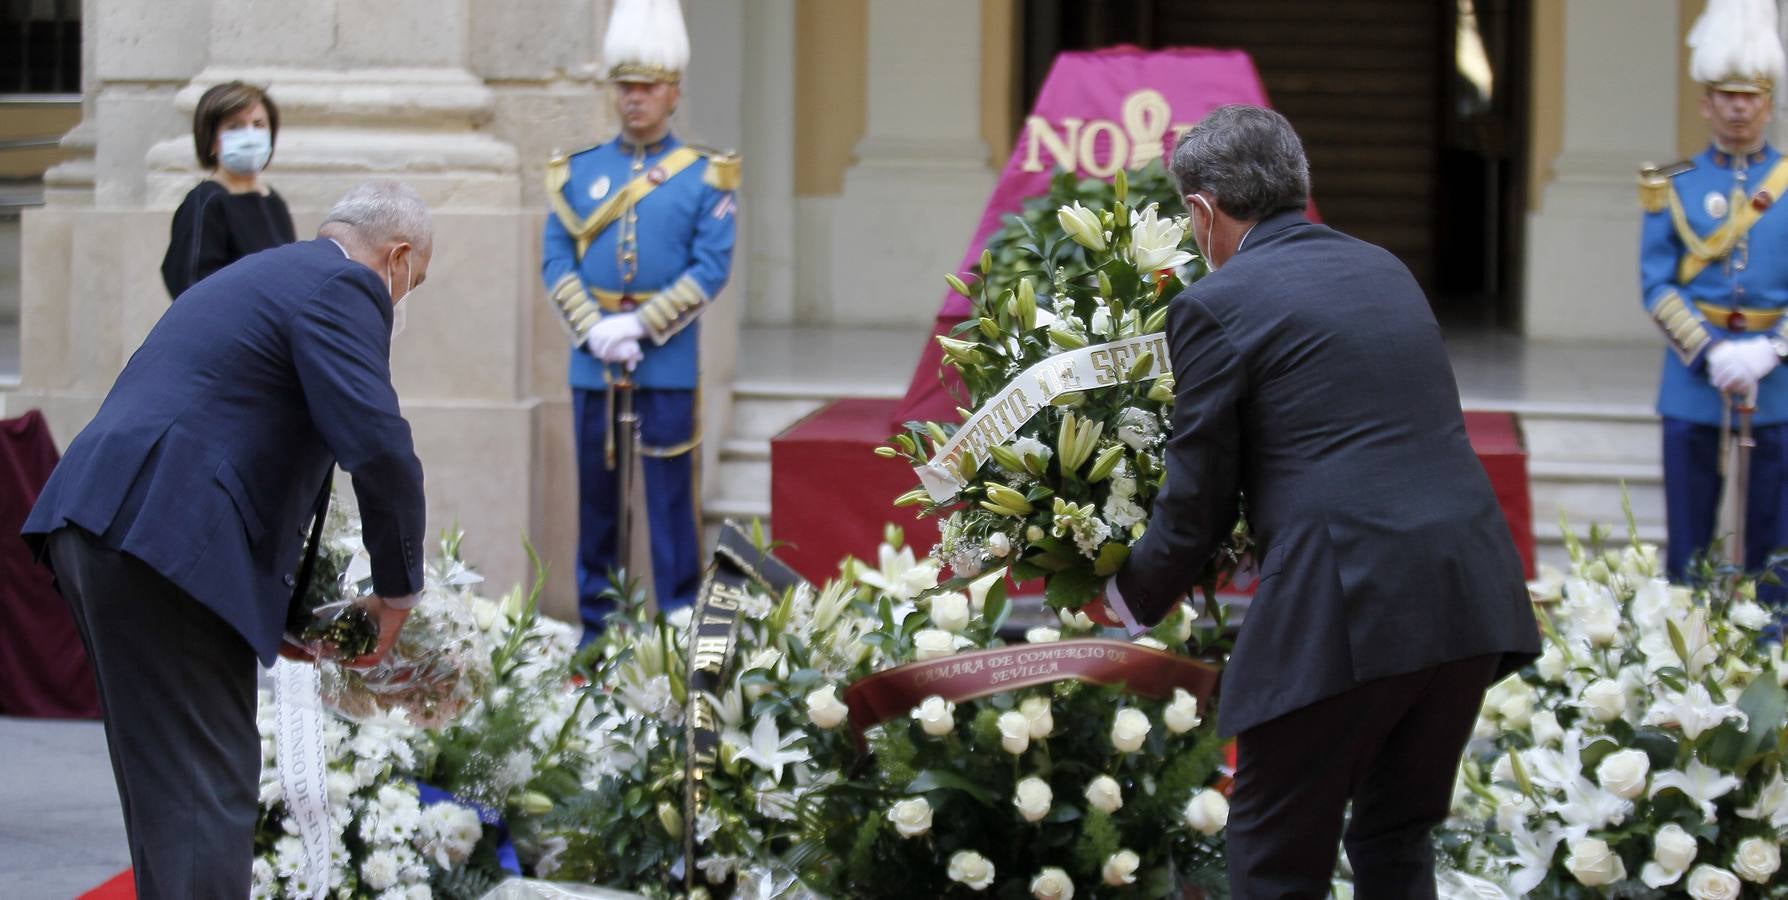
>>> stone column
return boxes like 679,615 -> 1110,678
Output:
824,0 -> 994,327
1523,0 -> 1679,340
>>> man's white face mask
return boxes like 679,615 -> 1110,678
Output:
1190,194 -> 1219,272
386,248 -> 415,340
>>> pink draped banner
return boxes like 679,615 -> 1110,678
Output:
892,46 -> 1286,426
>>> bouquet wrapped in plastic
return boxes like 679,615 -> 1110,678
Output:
284,500 -> 382,660
318,529 -> 494,728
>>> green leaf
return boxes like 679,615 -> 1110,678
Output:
905,769 -> 997,805
1044,567 -> 1102,610
983,578 -> 1012,635
1092,541 -> 1130,577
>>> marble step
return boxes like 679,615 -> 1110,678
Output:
1517,408 -> 1661,467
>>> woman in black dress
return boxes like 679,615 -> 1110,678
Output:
160,81 -> 297,299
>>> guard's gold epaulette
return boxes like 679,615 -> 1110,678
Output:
691,144 -> 742,192
1637,158 -> 1694,213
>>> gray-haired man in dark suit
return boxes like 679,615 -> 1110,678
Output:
1106,106 -> 1540,898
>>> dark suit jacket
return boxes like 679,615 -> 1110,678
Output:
1114,211 -> 1539,737
24,238 -> 425,665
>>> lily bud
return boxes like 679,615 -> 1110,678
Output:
1087,445 -> 1125,482
1097,271 -> 1113,300
514,791 -> 554,816
1048,328 -> 1087,350
1017,279 -> 1038,330
936,335 -> 984,365
894,433 -> 918,455
894,488 -> 932,507
1147,376 -> 1176,403
984,484 -> 1035,515
1143,307 -> 1169,334
1050,392 -> 1086,408
925,421 -> 950,446
657,800 -> 684,837
988,444 -> 1027,474
874,445 -> 900,459
945,273 -> 974,298
981,248 -> 993,273
978,317 -> 1001,339
954,451 -> 979,480
1114,168 -> 1129,203
1124,350 -> 1155,383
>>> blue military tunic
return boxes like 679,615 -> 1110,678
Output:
1640,143 -> 1788,425
541,133 -> 737,389
540,132 -> 738,633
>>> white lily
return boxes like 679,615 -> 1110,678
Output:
1649,758 -> 1741,823
1543,778 -> 1633,842
732,714 -> 810,784
1057,202 -> 1107,252
1642,683 -> 1746,740
855,542 -> 941,602
1736,768 -> 1788,829
1127,203 -> 1194,273
1506,817 -> 1564,897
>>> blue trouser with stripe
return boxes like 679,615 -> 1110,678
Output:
573,386 -> 702,638
1663,416 -> 1788,613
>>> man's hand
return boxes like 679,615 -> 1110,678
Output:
1708,339 -> 1779,394
278,638 -> 318,663
338,595 -> 414,669
583,313 -> 647,365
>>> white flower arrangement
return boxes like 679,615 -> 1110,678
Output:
1441,522 -> 1788,898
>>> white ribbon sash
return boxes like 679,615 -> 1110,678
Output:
273,659 -> 332,899
915,332 -> 1169,501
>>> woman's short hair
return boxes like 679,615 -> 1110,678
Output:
191,81 -> 279,170
1170,105 -> 1310,221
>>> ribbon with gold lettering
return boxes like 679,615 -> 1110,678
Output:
680,522 -> 809,892
915,332 -> 1171,501
842,639 -> 1219,739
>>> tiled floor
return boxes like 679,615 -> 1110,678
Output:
0,717 -> 129,899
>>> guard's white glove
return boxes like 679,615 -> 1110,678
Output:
583,313 -> 646,365
607,338 -> 643,371
1708,338 -> 1779,394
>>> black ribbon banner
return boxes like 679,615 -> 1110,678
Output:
681,522 -> 809,891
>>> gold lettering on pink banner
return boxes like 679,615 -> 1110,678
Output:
1021,89 -> 1195,175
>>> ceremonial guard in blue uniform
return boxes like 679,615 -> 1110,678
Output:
541,0 -> 738,635
1641,0 -> 1788,609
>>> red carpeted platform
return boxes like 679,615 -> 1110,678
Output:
769,398 -> 1534,584
79,870 -> 134,899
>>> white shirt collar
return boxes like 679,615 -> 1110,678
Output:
326,238 -> 350,258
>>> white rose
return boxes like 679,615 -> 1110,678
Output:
1102,849 -> 1140,886
1582,678 -> 1627,722
1171,603 -> 1196,643
1030,866 -> 1075,900
930,592 -> 971,633
988,532 -> 1012,558
1111,708 -> 1151,753
1686,864 -> 1742,899
999,710 -> 1032,755
1164,688 -> 1203,734
805,685 -> 850,729
1133,636 -> 1168,650
911,695 -> 956,737
1058,608 -> 1096,632
1536,643 -> 1568,682
913,629 -> 957,660
1014,776 -> 1053,822
1020,695 -> 1054,739
1595,748 -> 1651,800
1579,600 -> 1622,647
886,798 -> 933,838
947,850 -> 996,891
1652,823 -> 1699,873
1729,600 -> 1772,631
1084,775 -> 1123,814
1025,626 -> 1061,644
1565,837 -> 1627,886
1183,789 -> 1229,835
1497,688 -> 1534,729
1732,838 -> 1781,883
1530,710 -> 1564,746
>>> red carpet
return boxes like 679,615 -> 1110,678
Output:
79,870 -> 133,899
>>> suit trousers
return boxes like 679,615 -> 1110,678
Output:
1226,653 -> 1500,900
46,526 -> 259,900
572,386 -> 702,637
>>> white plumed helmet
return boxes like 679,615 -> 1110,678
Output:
602,0 -> 690,84
1688,0 -> 1785,93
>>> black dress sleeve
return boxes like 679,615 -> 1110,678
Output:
266,190 -> 298,246
160,182 -> 233,300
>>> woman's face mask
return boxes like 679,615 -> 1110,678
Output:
217,127 -> 272,175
